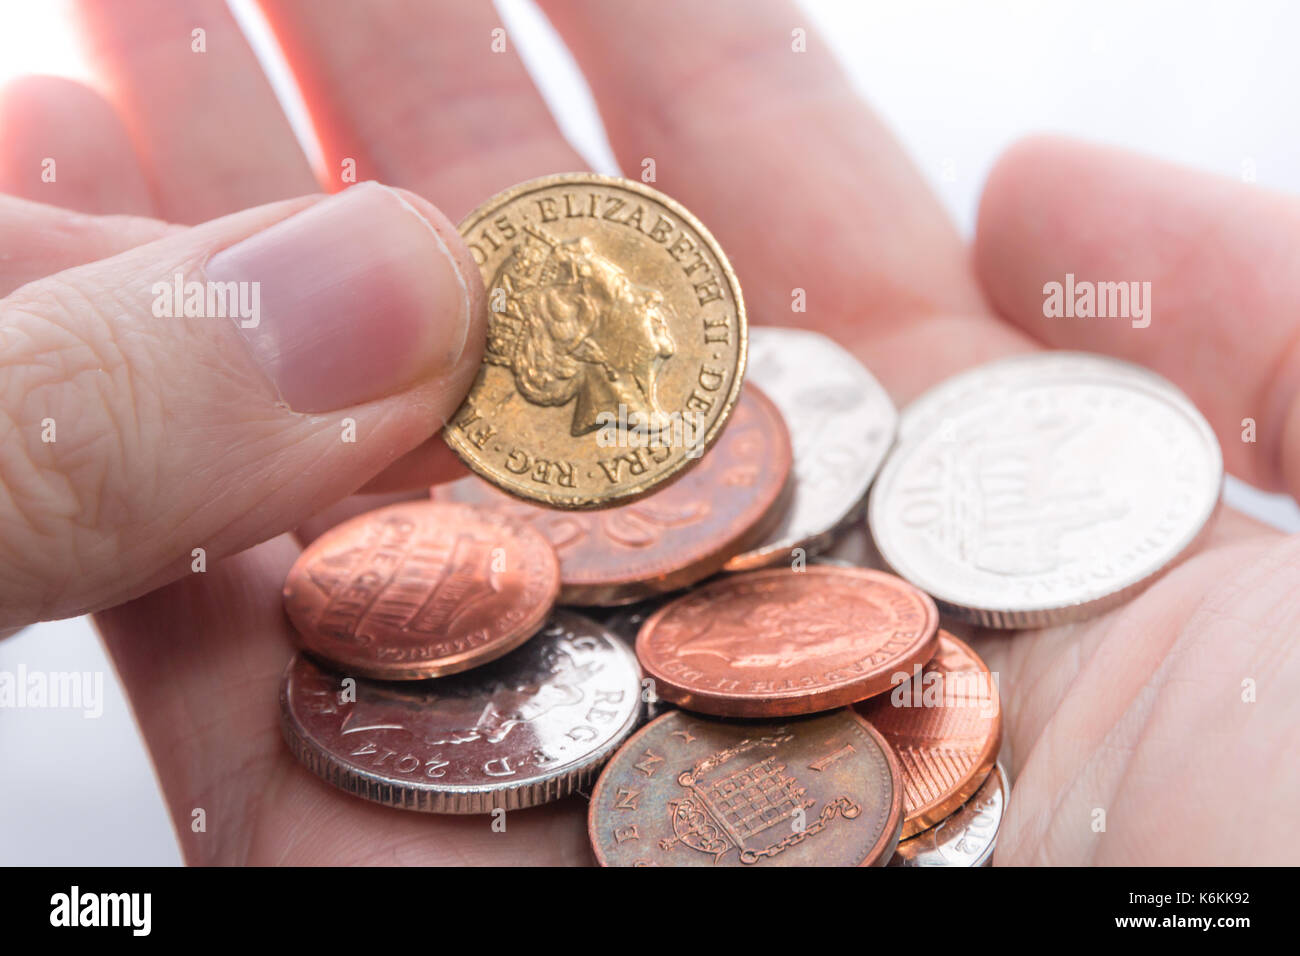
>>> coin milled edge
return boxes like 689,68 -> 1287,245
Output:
278,624 -> 643,815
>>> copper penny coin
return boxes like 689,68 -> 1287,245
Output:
856,630 -> 1001,838
434,385 -> 793,606
283,500 -> 560,680
280,611 -> 642,814
588,709 -> 903,866
636,567 -> 940,717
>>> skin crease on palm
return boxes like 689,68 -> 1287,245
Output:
0,0 -> 1298,866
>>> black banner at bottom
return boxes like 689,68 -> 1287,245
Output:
2,865 -> 1274,942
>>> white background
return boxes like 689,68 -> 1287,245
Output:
1,0 -> 1297,864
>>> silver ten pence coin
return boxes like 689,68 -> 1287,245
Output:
898,351 -> 1185,439
870,353 -> 1222,627
280,610 -> 642,813
726,326 -> 897,570
889,763 -> 1008,867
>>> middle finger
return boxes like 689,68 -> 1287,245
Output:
75,0 -> 319,222
257,0 -> 586,219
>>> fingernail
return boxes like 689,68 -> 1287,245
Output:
206,181 -> 474,412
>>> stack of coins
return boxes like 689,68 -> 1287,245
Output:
274,173 -> 1224,867
278,501 -> 647,811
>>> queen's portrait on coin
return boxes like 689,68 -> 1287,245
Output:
488,229 -> 677,436
671,592 -> 890,669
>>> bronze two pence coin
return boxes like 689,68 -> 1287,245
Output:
636,567 -> 940,717
589,709 -> 903,866
283,501 -> 560,680
434,385 -> 793,605
856,630 -> 1002,838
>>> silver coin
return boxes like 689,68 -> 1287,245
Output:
899,351 -> 1185,440
725,327 -> 897,570
869,353 -> 1222,627
888,763 -> 1008,867
279,610 -> 642,813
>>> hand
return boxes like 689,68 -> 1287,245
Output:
3,0 -> 1295,865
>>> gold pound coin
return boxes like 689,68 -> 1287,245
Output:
443,174 -> 747,510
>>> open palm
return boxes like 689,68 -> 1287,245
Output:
3,0 -> 1297,864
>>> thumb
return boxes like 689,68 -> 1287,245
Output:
0,181 -> 484,628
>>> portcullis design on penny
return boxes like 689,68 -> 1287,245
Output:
588,709 -> 903,866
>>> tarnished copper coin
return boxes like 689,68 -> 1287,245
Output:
636,567 -> 940,717
443,173 -> 747,510
589,709 -> 903,866
280,611 -> 642,814
282,501 -> 560,680
434,385 -> 792,605
856,631 -> 1001,837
